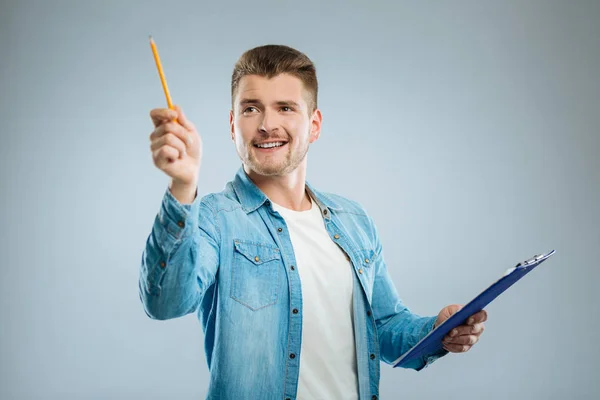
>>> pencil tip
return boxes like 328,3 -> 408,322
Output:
149,34 -> 153,41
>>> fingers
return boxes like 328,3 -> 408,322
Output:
466,310 -> 488,325
442,321 -> 485,354
173,104 -> 195,132
442,332 -> 479,354
153,145 -> 180,169
150,133 -> 187,159
150,121 -> 191,148
445,323 -> 485,339
443,333 -> 479,346
442,343 -> 472,353
439,310 -> 488,354
150,107 -> 178,128
149,112 -> 190,163
150,107 -> 193,146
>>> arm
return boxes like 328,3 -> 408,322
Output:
369,220 -> 448,370
139,185 -> 220,320
372,262 -> 448,370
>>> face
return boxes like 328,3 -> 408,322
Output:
230,73 -> 322,177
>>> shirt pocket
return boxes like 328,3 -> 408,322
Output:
230,239 -> 281,311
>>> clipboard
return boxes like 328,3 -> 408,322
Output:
393,250 -> 556,368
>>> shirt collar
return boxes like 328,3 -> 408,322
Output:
232,166 -> 343,217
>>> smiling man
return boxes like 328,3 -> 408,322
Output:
140,45 -> 487,400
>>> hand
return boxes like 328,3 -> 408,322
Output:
149,104 -> 202,186
434,304 -> 487,353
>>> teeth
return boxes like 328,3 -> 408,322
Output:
256,142 -> 285,148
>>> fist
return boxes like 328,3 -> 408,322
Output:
149,105 -> 202,186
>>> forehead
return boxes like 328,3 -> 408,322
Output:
235,73 -> 307,104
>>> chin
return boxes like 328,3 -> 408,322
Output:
250,163 -> 291,176
243,147 -> 306,177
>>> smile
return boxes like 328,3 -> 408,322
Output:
254,141 -> 288,150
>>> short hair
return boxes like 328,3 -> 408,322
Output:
231,44 -> 318,113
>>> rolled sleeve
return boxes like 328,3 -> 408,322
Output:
157,185 -> 201,254
139,185 -> 220,320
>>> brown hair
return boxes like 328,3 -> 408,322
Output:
231,44 -> 318,113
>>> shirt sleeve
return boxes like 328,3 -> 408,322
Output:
138,185 -> 220,320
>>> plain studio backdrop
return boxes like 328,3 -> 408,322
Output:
1,0 -> 599,399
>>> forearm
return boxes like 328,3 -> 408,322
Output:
377,307 -> 435,362
377,309 -> 447,370
139,186 -> 203,320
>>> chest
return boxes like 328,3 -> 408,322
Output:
216,206 -> 377,311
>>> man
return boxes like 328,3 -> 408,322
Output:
140,44 -> 487,400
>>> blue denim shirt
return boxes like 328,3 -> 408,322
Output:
139,166 -> 447,400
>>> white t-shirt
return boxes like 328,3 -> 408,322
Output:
271,194 -> 359,400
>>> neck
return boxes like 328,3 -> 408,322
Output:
244,161 -> 311,211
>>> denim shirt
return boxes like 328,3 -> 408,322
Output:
139,166 -> 447,400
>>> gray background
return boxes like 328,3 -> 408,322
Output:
1,0 -> 598,399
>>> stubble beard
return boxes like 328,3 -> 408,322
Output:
243,136 -> 310,177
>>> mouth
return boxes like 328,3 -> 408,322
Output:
253,141 -> 288,152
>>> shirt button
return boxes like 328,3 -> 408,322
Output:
278,228 -> 283,232
365,258 -> 369,263
358,269 -> 363,274
290,353 -> 295,359
323,209 -> 328,215
370,353 -> 376,360
367,311 -> 371,316
292,309 -> 298,314
254,256 -> 260,262
290,265 -> 295,271
334,234 -> 340,239
177,221 -> 185,228
266,200 -> 271,206
372,396 -> 378,400
160,261 -> 166,268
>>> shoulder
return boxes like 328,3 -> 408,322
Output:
319,190 -> 383,253
197,182 -> 243,214
321,191 -> 369,216
317,190 -> 377,232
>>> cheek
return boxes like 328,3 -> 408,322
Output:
284,118 -> 308,138
234,120 -> 253,143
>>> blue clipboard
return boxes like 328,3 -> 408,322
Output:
393,250 -> 556,368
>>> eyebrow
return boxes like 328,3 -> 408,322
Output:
239,98 -> 261,106
239,98 -> 301,108
275,100 -> 300,108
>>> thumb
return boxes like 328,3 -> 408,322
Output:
173,104 -> 195,131
436,304 -> 463,327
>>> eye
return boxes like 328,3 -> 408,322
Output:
280,106 -> 293,112
243,106 -> 258,113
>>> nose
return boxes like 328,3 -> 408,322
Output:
258,109 -> 279,134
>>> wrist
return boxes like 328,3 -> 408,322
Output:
169,179 -> 197,205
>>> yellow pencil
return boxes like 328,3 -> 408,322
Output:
150,35 -> 180,163
149,35 -> 174,110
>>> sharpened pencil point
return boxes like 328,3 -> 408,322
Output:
149,35 -> 153,41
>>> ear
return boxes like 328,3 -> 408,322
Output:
309,109 -> 322,144
229,110 -> 235,142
